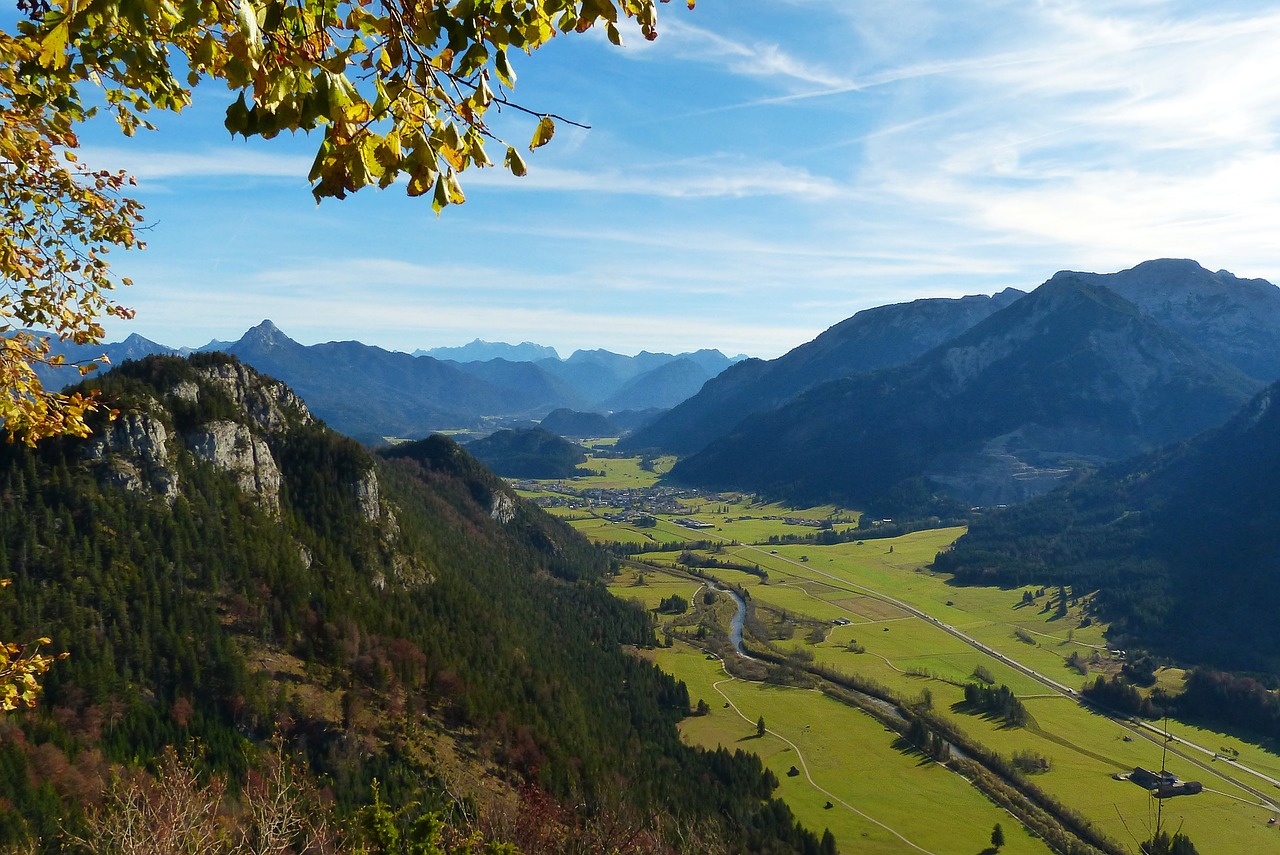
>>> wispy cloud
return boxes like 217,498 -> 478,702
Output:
827,4 -> 1280,279
81,1 -> 1280,360
468,155 -> 844,200
79,146 -> 312,182
644,17 -> 852,89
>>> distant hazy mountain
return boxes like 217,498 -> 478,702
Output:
938,379 -> 1280,672
209,321 -> 736,441
417,339 -> 561,362
606,408 -> 666,434
31,321 -> 743,440
1051,258 -> 1280,382
598,358 -> 717,412
622,289 -> 1025,456
196,337 -> 237,354
32,331 -> 178,389
672,277 -> 1259,510
413,340 -> 739,412
223,321 -> 519,441
447,358 -> 588,411
536,348 -> 739,409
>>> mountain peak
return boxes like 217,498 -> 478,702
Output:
238,319 -> 295,349
1044,259 -> 1280,381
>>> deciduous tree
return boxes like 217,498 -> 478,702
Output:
2,0 -> 690,442
0,0 -> 690,708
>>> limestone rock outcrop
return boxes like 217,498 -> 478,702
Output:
186,419 -> 282,513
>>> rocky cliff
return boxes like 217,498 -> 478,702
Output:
82,354 -> 380,523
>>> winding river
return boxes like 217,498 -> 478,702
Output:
718,586 -> 749,657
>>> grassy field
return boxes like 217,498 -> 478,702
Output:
648,642 -> 1056,855
524,458 -> 1280,855
612,538 -> 1280,854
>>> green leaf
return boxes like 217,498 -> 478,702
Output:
495,48 -> 516,87
445,170 -> 465,204
529,116 -> 555,151
432,174 -> 449,214
475,74 -> 493,107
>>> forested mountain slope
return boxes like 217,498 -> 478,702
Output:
937,379 -> 1280,673
460,427 -> 587,478
671,278 -> 1258,511
622,289 -> 1025,456
0,354 -> 825,853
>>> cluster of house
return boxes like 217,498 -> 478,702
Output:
522,483 -> 697,516
760,515 -> 827,527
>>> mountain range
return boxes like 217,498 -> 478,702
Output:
622,287 -> 1027,456
32,259 -> 1280,517
415,338 -> 562,362
657,260 -> 1280,511
33,324 -> 744,444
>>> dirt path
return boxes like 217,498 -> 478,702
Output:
709,667 -> 940,855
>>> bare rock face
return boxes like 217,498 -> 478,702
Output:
168,380 -> 200,406
186,419 -> 282,513
85,411 -> 180,501
488,491 -> 516,525
188,361 -> 314,433
354,468 -> 381,523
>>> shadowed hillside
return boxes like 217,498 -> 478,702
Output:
0,354 -> 827,853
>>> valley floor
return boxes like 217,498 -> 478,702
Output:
517,447 -> 1280,855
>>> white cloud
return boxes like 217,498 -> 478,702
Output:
828,3 -> 1280,283
78,146 -> 312,182
468,155 -> 844,200
643,17 -> 853,89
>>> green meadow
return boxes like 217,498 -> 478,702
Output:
649,642 -> 1056,855
530,457 -> 1280,854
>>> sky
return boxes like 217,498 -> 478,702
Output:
63,0 -> 1280,358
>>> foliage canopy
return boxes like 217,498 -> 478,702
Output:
1,0 -> 690,441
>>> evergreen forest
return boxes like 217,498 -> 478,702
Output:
0,354 -> 826,853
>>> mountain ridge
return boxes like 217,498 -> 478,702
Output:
621,288 -> 1026,456
937,375 -> 1280,673
671,277 -> 1260,510
0,352 -> 826,851
36,322 -> 744,442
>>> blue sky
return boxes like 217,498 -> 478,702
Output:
70,0 -> 1280,358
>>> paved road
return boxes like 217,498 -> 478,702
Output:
702,533 -> 1280,812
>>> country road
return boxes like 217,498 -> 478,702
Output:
692,530 -> 1280,812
